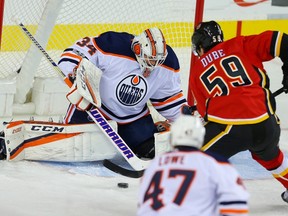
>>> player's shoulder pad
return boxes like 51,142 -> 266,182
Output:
93,31 -> 136,60
204,150 -> 230,164
163,45 -> 180,71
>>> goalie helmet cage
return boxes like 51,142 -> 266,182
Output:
0,0 -> 203,111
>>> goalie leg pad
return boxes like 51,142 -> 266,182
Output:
3,120 -> 119,162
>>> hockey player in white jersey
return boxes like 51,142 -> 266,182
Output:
138,115 -> 249,216
57,27 -> 187,159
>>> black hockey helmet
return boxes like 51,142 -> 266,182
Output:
192,21 -> 223,56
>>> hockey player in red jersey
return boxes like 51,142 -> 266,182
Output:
138,115 -> 249,216
189,20 -> 288,203
57,28 -> 187,159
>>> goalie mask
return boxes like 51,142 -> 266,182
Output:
132,28 -> 168,77
192,20 -> 223,56
170,115 -> 205,149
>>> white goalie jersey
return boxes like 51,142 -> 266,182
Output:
58,32 -> 187,123
138,148 -> 249,216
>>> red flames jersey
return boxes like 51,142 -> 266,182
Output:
190,31 -> 284,124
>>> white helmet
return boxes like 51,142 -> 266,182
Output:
170,115 -> 205,149
132,28 -> 168,77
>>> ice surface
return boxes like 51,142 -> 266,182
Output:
0,133 -> 288,216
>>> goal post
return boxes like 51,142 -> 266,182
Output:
188,0 -> 205,106
0,0 -> 4,49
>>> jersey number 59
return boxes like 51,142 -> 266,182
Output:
201,55 -> 252,96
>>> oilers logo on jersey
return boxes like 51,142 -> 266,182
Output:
116,75 -> 147,106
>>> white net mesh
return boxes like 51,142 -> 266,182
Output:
0,0 -> 194,79
1,0 -> 50,78
0,0 -> 195,105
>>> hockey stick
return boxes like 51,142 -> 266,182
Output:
103,159 -> 144,178
17,22 -> 150,175
272,87 -> 284,97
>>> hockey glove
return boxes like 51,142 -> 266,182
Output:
181,104 -> 197,115
67,66 -> 78,84
282,73 -> 288,93
155,120 -> 171,132
181,105 -> 206,125
66,83 -> 93,111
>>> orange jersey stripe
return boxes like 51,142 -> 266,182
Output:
220,209 -> 248,214
61,52 -> 83,61
151,92 -> 184,107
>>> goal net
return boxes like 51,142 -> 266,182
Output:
1,0 -> 287,122
0,0 -> 195,118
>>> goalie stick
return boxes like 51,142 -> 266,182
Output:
17,22 -> 150,176
103,159 -> 144,178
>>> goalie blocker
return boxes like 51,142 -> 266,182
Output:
0,119 -> 170,162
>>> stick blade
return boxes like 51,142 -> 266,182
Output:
103,159 -> 144,178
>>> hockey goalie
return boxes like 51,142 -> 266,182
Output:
0,27 -> 188,171
0,60 -> 171,163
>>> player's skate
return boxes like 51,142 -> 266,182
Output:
281,190 -> 288,203
0,131 -> 6,160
